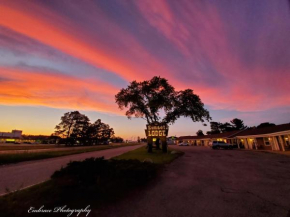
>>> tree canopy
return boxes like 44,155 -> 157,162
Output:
196,130 -> 204,136
207,118 -> 247,135
115,76 -> 211,125
230,118 -> 247,130
256,122 -> 276,128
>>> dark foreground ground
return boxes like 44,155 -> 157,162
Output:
95,146 -> 290,217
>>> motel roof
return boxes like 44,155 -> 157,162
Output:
231,123 -> 290,137
206,130 -> 244,139
177,135 -> 209,140
178,123 -> 290,140
178,130 -> 243,140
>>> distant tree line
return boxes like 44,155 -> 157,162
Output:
206,118 -> 247,135
54,111 -> 116,146
196,130 -> 204,136
110,136 -> 124,143
196,119 -> 277,136
256,122 -> 276,129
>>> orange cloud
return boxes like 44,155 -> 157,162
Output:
0,67 -> 121,113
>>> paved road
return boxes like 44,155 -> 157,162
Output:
95,146 -> 290,217
0,145 -> 106,154
0,145 -> 116,154
0,145 -> 142,195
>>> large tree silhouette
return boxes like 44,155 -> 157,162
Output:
115,76 -> 211,152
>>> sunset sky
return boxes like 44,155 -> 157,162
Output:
0,0 -> 290,139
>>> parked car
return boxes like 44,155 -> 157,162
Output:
209,141 -> 233,150
178,142 -> 189,146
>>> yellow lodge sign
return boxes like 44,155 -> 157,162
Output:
145,123 -> 169,138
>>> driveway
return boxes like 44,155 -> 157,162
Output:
95,146 -> 290,217
0,145 -> 142,195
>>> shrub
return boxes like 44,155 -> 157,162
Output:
51,157 -> 158,202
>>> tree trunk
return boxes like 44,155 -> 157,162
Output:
147,142 -> 153,153
162,141 -> 167,153
155,138 -> 160,150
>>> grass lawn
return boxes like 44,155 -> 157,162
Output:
0,143 -> 140,165
0,146 -> 183,217
114,146 -> 184,164
0,144 -> 59,151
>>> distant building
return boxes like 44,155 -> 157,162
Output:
0,130 -> 22,138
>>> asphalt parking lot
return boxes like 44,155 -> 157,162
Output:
95,146 -> 290,217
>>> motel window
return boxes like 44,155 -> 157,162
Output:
284,135 -> 289,146
263,137 -> 271,146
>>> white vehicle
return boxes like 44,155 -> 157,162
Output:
178,142 -> 189,146
209,141 -> 233,150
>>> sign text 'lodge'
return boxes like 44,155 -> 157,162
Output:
145,123 -> 169,138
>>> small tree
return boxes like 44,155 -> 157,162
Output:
257,122 -> 276,128
196,130 -> 204,136
100,123 -> 114,142
220,122 -> 235,133
86,119 -> 114,144
55,112 -> 114,146
115,76 -> 211,153
54,111 -> 90,146
207,122 -> 222,135
70,114 -> 90,145
230,118 -> 247,130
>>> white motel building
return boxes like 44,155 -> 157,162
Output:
176,123 -> 290,152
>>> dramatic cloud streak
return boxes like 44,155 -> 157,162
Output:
0,1 -> 176,82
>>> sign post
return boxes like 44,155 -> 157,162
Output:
145,122 -> 169,153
